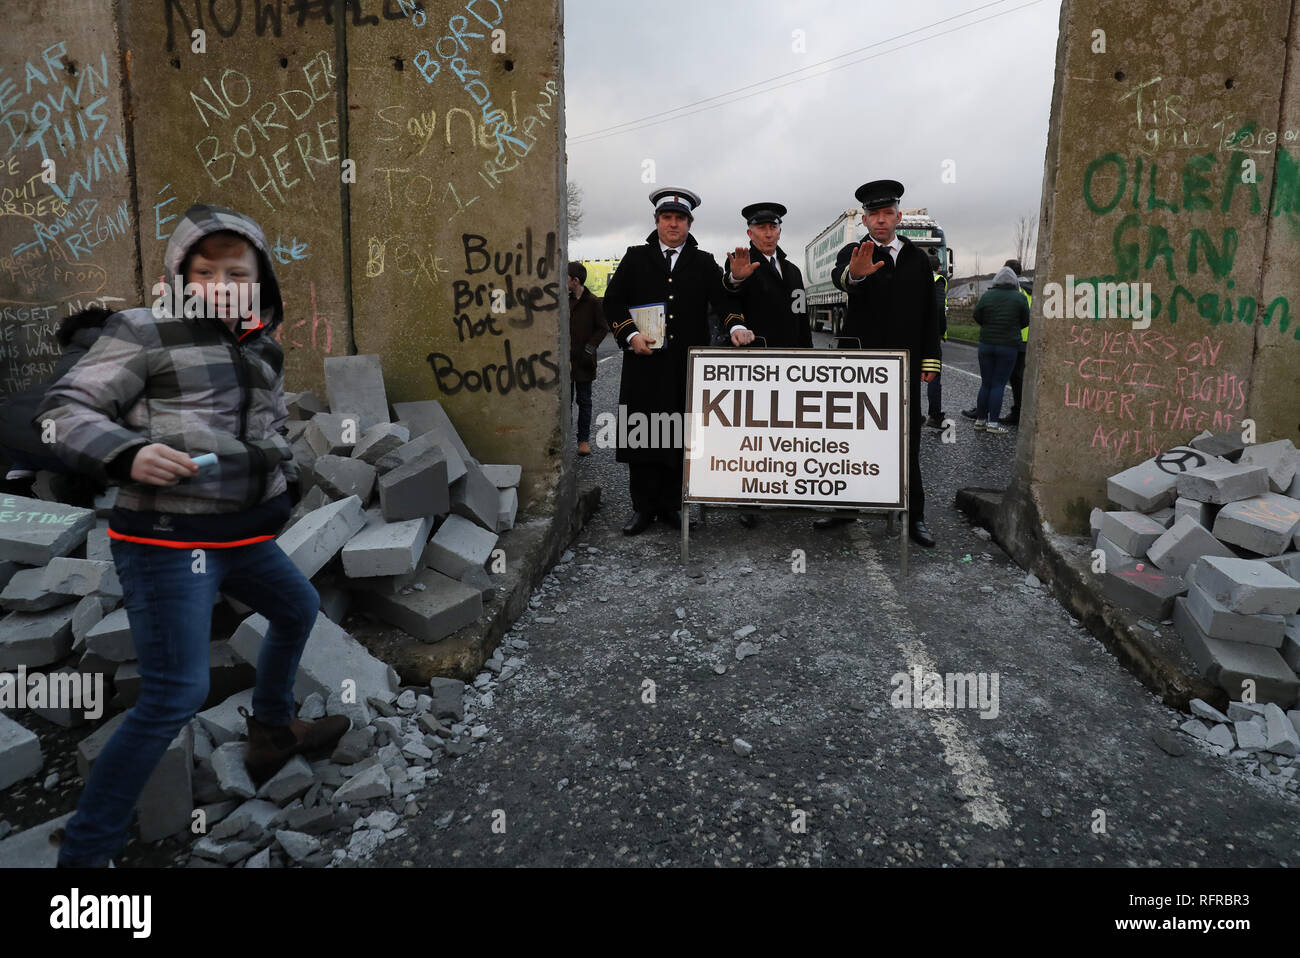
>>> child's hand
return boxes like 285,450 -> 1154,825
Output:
130,443 -> 199,486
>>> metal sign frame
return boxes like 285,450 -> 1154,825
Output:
680,347 -> 910,573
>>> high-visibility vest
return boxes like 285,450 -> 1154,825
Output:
1020,287 -> 1031,342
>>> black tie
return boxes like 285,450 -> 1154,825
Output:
770,255 -> 780,277
875,245 -> 892,267
665,248 -> 676,271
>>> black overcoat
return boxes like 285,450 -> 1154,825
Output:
722,243 -> 812,349
603,232 -> 741,465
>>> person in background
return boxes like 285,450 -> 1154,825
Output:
924,248 -> 948,429
567,261 -> 608,456
970,264 -> 1030,435
964,258 -> 1030,426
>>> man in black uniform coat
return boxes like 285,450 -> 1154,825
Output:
723,201 -> 810,529
814,179 -> 941,547
604,187 -> 744,535
723,202 -> 812,350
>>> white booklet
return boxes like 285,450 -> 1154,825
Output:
629,303 -> 666,350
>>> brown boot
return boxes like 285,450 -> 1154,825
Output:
238,706 -> 350,785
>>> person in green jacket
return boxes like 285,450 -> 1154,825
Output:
971,266 -> 1029,435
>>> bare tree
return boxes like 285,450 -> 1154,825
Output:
566,180 -> 584,240
1013,215 -> 1038,271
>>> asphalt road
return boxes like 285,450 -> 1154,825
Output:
370,333 -> 1299,869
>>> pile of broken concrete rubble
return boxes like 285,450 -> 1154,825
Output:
1094,429 -> 1300,767
0,354 -> 529,864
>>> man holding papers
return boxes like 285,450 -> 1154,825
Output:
604,187 -> 744,536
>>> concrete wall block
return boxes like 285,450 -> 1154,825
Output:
1186,582 -> 1285,647
390,401 -> 474,465
0,711 -> 43,790
1147,515 -> 1237,577
377,449 -> 450,522
497,487 -> 519,532
425,515 -> 498,580
1177,463 -> 1270,505
1189,432 -> 1246,461
1174,497 -> 1214,528
275,496 -> 367,579
0,495 -> 96,566
480,465 -> 522,490
0,605 -> 78,670
352,423 -> 410,465
312,455 -> 378,505
341,513 -> 433,579
1174,599 -> 1299,709
305,413 -> 359,457
1099,511 -> 1168,557
324,355 -> 391,432
1239,440 -> 1299,493
231,612 -> 399,708
1212,493 -> 1300,556
1106,456 -> 1184,512
196,688 -> 255,747
1191,555 -> 1300,615
451,460 -> 501,531
83,608 -> 134,662
377,430 -> 467,485
354,569 -> 482,644
1099,563 -> 1185,620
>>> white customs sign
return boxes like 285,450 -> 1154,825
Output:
684,349 -> 907,509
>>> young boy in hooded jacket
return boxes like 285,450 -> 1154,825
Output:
36,204 -> 348,867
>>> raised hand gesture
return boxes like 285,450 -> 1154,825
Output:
727,247 -> 762,282
848,242 -> 887,279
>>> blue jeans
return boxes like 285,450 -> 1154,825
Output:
976,344 -> 1019,422
57,538 -> 320,866
573,380 -> 593,443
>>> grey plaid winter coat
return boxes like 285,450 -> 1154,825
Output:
36,205 -> 295,521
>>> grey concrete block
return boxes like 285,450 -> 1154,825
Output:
1173,497 -> 1214,528
85,527 -> 112,563
288,391 -> 328,421
325,689 -> 371,733
283,419 -> 310,444
331,728 -> 372,765
390,400 -> 473,465
1213,493 -> 1300,556
1106,452 -> 1188,512
256,754 -> 315,805
304,413 -> 358,457
1283,619 -> 1300,672
1234,719 -> 1267,750
1262,553 -> 1300,581
1189,698 -> 1231,723
275,828 -> 322,862
286,485 -> 332,530
1189,430 -> 1246,461
0,812 -> 72,868
1174,598 -> 1300,708
1148,507 -> 1175,528
1205,722 -> 1235,750
1147,515 -> 1237,577
1239,440 -> 1298,494
0,495 -> 96,565
346,566 -> 423,595
1263,702 -> 1300,756
352,422 -> 410,465
231,612 -> 399,708
425,515 -> 498,580
136,724 -> 193,842
341,512 -> 433,579
378,448 -> 450,522
0,568 -> 77,612
480,464 -> 522,489
1089,507 -> 1104,539
451,459 -> 500,531
83,608 -> 134,662
209,797 -> 285,841
377,429 -> 467,485
1186,582 -> 1285,646
1227,701 -> 1267,721
1100,511 -> 1168,557
497,487 -> 518,532
1177,462 -> 1270,505
1191,555 -> 1300,615
312,455 -> 377,504
1093,535 -> 1133,572
323,354 -> 390,432
211,741 -> 257,799
197,689 -> 255,746
355,569 -> 482,644
1100,563 -> 1186,620
0,710 -> 42,789
275,495 -> 366,579
70,594 -> 106,650
0,604 -> 77,669
459,565 -> 496,599
330,760 -> 391,803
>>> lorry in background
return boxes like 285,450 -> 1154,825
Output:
803,209 -> 953,337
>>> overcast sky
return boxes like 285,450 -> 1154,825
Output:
562,0 -> 1062,278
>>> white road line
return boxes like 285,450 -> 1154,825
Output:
849,527 -> 1011,829
941,362 -> 980,380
